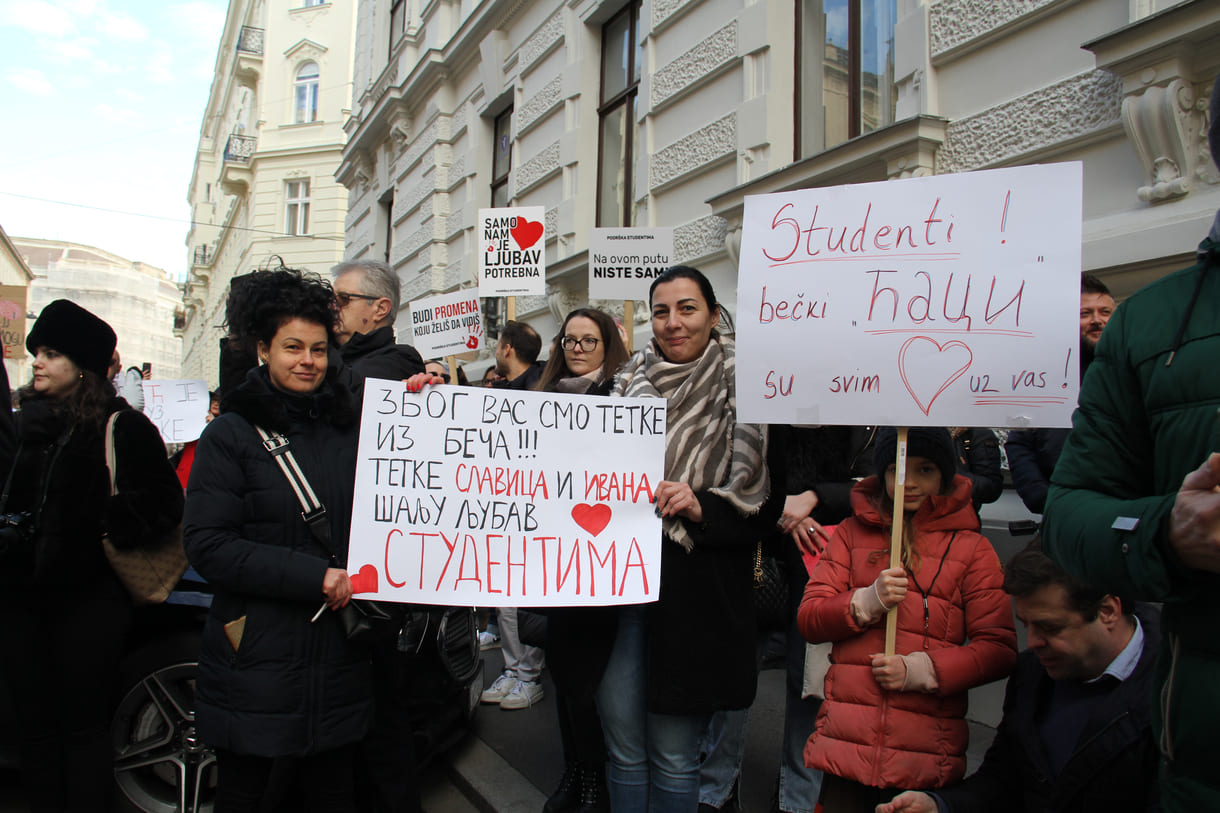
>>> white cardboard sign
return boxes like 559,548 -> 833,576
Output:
478,206 -> 546,296
734,163 -> 1083,428
346,381 -> 667,607
587,227 -> 675,300
408,289 -> 484,357
141,379 -> 210,443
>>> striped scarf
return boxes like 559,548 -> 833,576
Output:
614,334 -> 769,551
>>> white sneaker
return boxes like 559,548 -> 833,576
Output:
480,672 -> 519,704
479,630 -> 501,650
499,679 -> 544,710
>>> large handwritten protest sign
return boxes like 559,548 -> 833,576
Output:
0,286 -> 27,361
735,163 -> 1083,427
479,206 -> 546,296
408,289 -> 484,357
587,227 -> 674,300
347,382 -> 667,607
141,379 -> 210,443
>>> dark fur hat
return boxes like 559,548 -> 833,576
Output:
26,299 -> 117,378
873,426 -> 957,491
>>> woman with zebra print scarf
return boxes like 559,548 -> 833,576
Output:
596,265 -> 775,813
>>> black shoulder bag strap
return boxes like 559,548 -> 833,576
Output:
254,426 -> 338,561
254,425 -> 397,641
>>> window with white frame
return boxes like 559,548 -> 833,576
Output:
294,62 -> 319,123
286,180 -> 311,236
302,0 -> 324,5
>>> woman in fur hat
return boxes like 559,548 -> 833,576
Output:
0,299 -> 184,810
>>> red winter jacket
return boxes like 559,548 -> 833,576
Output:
798,474 -> 1016,790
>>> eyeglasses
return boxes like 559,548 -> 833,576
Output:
336,292 -> 380,307
560,336 -> 600,352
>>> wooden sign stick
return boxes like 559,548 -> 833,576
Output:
884,426 -> 909,657
623,300 -> 634,352
506,296 -> 516,323
444,355 -> 458,384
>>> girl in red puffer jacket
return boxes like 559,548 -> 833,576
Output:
798,427 -> 1017,812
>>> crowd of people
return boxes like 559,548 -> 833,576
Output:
1,83 -> 1217,813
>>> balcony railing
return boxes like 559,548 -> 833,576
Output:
192,245 -> 212,266
237,26 -> 264,55
224,134 -> 257,163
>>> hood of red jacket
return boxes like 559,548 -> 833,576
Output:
849,473 -> 980,533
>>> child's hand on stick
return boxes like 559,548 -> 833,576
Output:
875,567 -> 908,608
870,653 -> 907,691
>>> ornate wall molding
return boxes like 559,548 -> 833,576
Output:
1122,78 -> 1212,201
930,0 -> 1059,60
518,75 -> 563,133
515,140 -> 562,194
404,119 -> 441,172
938,70 -> 1121,173
673,214 -> 728,264
519,9 -> 564,74
651,21 -> 737,110
653,0 -> 700,33
650,113 -> 736,190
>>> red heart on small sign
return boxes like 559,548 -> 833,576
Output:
571,503 -> 612,537
350,563 -> 379,594
510,218 -> 544,250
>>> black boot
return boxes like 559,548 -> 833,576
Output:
544,762 -> 581,813
577,764 -> 610,813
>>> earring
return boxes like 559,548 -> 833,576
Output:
78,371 -> 84,380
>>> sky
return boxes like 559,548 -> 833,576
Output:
0,0 -> 229,282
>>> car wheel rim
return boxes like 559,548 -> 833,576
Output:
111,661 -> 215,813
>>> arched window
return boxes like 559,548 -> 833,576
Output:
294,62 -> 319,123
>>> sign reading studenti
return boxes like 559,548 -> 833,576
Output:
346,381 -> 667,607
141,379 -> 210,443
734,163 -> 1083,428
478,206 -> 546,296
408,289 -> 484,357
587,227 -> 675,300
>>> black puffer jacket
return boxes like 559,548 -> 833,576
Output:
1,395 -> 182,594
184,366 -> 372,757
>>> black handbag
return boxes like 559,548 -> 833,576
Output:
753,540 -> 790,631
256,426 -> 401,644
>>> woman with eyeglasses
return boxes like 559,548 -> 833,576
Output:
534,308 -> 630,812
597,266 -> 775,812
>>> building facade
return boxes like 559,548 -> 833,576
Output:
338,0 -> 1218,360
13,237 -> 183,381
181,0 -> 359,386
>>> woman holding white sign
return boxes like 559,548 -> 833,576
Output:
598,266 -> 773,812
184,268 -> 372,811
535,307 -> 630,813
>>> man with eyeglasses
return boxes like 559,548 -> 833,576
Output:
331,259 -> 424,384
330,258 -> 424,813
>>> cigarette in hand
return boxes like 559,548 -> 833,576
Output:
310,602 -> 328,623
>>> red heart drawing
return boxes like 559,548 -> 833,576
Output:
350,563 -> 379,594
897,336 -> 973,416
510,218 -> 544,250
571,503 -> 612,537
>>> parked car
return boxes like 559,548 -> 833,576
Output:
1,567 -> 482,813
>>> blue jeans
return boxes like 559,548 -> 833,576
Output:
597,605 -> 711,813
698,708 -> 750,808
780,593 -> 823,812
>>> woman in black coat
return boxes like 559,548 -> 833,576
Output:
536,308 -> 630,813
0,300 -> 183,812
184,269 -> 372,811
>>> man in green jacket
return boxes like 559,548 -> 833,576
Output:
1042,78 -> 1220,812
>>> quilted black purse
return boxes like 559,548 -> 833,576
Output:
753,540 -> 790,631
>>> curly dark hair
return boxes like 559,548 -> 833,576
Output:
224,268 -> 339,353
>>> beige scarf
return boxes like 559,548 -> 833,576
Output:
614,334 -> 769,550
